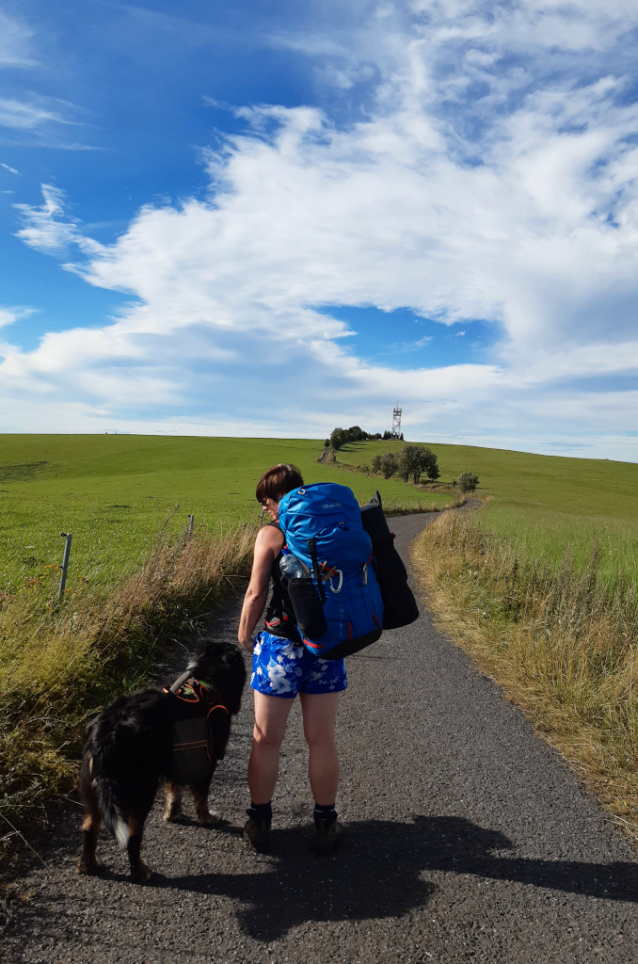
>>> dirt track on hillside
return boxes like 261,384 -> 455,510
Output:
2,506 -> 637,964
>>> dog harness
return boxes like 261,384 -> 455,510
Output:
164,673 -> 229,785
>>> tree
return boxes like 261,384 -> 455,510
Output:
371,454 -> 382,474
380,452 -> 398,479
324,438 -> 330,447
420,446 -> 440,481
397,445 -> 440,484
347,425 -> 367,442
329,427 -> 348,450
397,445 -> 421,482
459,471 -> 479,493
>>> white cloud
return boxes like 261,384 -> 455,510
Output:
14,185 -> 103,255
8,0 -> 638,459
0,306 -> 34,328
0,11 -> 35,68
1,162 -> 20,175
0,97 -> 70,131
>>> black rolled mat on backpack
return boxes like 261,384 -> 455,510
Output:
360,491 -> 420,630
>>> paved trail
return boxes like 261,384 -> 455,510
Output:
3,510 -> 637,964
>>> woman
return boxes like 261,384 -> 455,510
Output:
238,463 -> 346,853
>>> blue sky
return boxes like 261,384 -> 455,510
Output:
1,1 -> 638,459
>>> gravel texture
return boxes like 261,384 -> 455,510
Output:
2,508 -> 637,964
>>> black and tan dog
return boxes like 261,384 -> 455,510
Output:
77,641 -> 246,882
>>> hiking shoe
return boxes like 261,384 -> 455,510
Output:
312,817 -> 344,855
243,814 -> 271,853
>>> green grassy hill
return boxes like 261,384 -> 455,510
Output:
2,432 -> 636,596
0,435 -> 449,595
337,439 -> 638,583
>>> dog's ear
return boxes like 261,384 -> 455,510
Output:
211,644 -> 247,714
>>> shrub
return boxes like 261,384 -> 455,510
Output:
380,452 -> 398,479
459,471 -> 479,493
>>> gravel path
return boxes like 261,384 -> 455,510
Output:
3,508 -> 637,964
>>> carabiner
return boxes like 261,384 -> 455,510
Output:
329,569 -> 344,594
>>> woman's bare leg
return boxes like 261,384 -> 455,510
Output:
248,692 -> 295,804
299,692 -> 340,805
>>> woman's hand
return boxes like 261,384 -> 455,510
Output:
239,635 -> 255,654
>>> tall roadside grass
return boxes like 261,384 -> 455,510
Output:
0,517 -> 256,862
382,495 -> 466,516
412,511 -> 638,841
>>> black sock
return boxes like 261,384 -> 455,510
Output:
314,803 -> 337,827
247,801 -> 272,824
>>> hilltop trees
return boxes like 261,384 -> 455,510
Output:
329,428 -> 348,450
328,426 -> 383,449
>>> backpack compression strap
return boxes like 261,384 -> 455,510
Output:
167,670 -> 193,694
207,704 -> 229,718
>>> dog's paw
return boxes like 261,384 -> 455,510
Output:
163,807 -> 182,823
200,808 -> 222,826
76,858 -> 99,876
130,862 -> 152,883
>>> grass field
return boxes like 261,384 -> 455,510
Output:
0,435 -> 451,598
337,439 -> 638,586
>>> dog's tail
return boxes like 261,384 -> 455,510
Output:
88,752 -> 131,848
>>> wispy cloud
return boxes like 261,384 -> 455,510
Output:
0,97 -> 73,130
14,184 -> 103,255
0,306 -> 35,328
0,11 -> 35,68
375,334 -> 435,356
0,94 -> 97,149
1,162 -> 20,175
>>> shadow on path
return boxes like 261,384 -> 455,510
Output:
120,815 -> 638,941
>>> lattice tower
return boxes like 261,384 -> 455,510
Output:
391,405 -> 402,439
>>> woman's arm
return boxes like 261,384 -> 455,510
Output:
238,524 -> 284,652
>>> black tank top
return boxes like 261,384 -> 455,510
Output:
263,522 -> 302,643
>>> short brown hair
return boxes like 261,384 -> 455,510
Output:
256,463 -> 304,504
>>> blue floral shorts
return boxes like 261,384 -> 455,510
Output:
250,630 -> 348,699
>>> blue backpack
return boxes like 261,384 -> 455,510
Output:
277,483 -> 384,659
